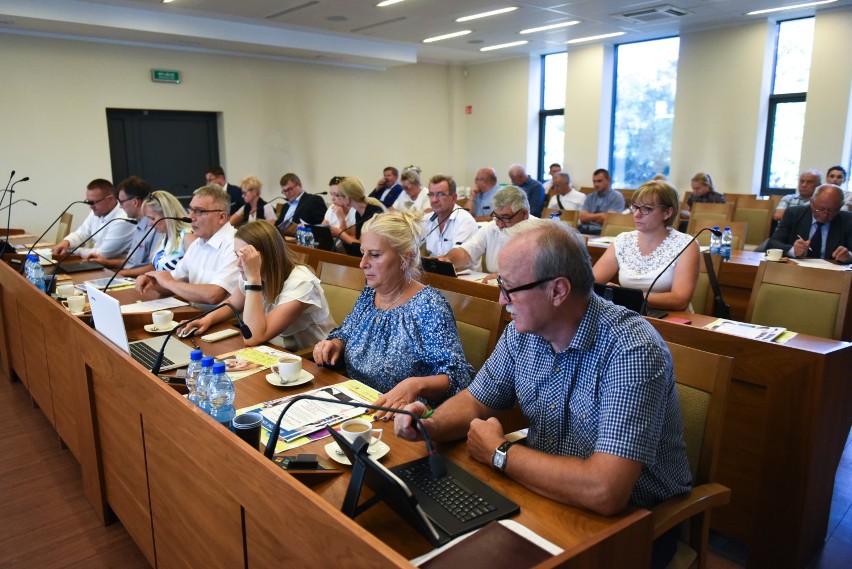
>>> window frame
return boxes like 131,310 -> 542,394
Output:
761,92 -> 807,195
537,52 -> 567,181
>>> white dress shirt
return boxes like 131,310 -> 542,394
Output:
421,208 -> 480,259
171,222 -> 239,298
63,203 -> 135,259
547,190 -> 586,211
392,190 -> 431,214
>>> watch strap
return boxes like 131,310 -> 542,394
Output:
494,440 -> 515,472
244,284 -> 263,291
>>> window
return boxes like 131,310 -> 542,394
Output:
538,52 -> 567,181
762,18 -> 814,194
610,37 -> 680,189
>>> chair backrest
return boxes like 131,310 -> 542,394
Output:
732,199 -> 773,246
439,289 -> 503,372
541,208 -> 579,227
617,188 -> 636,204
688,202 -> 735,230
687,219 -> 747,250
668,343 -> 732,486
746,261 -> 852,340
601,213 -> 635,238
318,262 -> 364,328
55,212 -> 73,243
691,254 -> 723,316
579,186 -> 595,195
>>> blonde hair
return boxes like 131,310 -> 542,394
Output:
235,221 -> 299,297
339,176 -> 385,211
362,210 -> 423,282
239,175 -> 262,192
143,191 -> 191,251
690,172 -> 715,192
633,181 -> 680,227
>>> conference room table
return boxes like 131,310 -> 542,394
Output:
0,258 -> 652,568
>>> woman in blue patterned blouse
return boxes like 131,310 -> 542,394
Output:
313,210 -> 473,419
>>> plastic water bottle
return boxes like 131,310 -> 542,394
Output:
549,211 -> 561,220
305,227 -> 316,248
295,225 -> 305,246
721,226 -> 733,261
710,226 -> 721,256
195,356 -> 215,413
185,349 -> 204,407
25,254 -> 47,292
207,362 -> 235,426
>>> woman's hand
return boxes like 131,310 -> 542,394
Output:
374,377 -> 423,420
238,244 -> 262,283
313,339 -> 345,367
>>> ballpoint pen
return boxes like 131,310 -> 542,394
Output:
797,234 -> 812,252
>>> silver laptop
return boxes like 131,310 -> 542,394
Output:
85,283 -> 193,372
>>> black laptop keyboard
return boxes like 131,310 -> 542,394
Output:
129,342 -> 172,369
396,460 -> 498,523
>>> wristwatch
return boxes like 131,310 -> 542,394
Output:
244,284 -> 262,291
492,440 -> 515,473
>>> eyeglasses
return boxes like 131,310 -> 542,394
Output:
117,196 -> 137,204
629,204 -> 666,216
491,210 -> 523,224
187,207 -> 224,216
496,275 -> 560,303
428,191 -> 452,199
89,195 -> 113,205
281,185 -> 299,193
812,208 -> 840,215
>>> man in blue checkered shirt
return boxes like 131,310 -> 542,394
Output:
396,218 -> 691,568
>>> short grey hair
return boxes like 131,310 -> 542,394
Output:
492,185 -> 529,214
507,218 -> 593,298
801,169 -> 823,184
193,184 -> 231,211
400,169 -> 421,186
554,171 -> 571,185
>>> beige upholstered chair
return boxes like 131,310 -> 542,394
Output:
732,198 -> 773,247
686,203 -> 735,235
55,212 -> 73,243
653,343 -> 733,569
439,289 -> 503,373
541,208 -> 579,227
317,261 -> 364,329
746,261 -> 852,340
688,219 -> 747,251
600,213 -> 636,238
690,254 -> 723,316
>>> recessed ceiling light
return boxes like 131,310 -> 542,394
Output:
423,30 -> 473,43
377,0 -> 405,6
746,0 -> 836,16
566,32 -> 625,44
457,7 -> 518,23
480,40 -> 528,52
162,0 -> 175,4
520,21 -> 580,34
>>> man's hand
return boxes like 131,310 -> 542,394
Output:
792,236 -> 811,258
52,240 -> 70,257
466,417 -> 506,466
831,245 -> 851,263
135,273 -> 154,295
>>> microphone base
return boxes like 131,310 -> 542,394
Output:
0,241 -> 16,255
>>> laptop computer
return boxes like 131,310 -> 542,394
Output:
421,257 -> 458,278
85,283 -> 193,372
328,427 -> 519,546
57,260 -> 105,273
306,224 -> 336,252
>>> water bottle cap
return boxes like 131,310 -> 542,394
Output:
27,253 -> 38,261
724,226 -> 730,230
190,349 -> 203,360
212,362 -> 227,374
713,226 -> 720,230
201,356 -> 215,366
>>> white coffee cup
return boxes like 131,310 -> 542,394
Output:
338,418 -> 382,447
766,248 -> 783,261
62,295 -> 86,314
152,310 -> 174,330
56,284 -> 76,298
275,355 -> 302,383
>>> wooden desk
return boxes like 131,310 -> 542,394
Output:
650,314 -> 852,568
0,260 -> 652,568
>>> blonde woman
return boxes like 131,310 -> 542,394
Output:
330,176 -> 385,246
229,175 -> 275,226
314,211 -> 472,418
186,221 -> 334,350
144,191 -> 196,272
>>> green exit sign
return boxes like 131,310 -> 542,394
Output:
151,69 -> 181,84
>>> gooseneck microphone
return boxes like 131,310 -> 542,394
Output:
101,216 -> 191,291
24,200 -> 92,259
421,206 -> 466,245
45,217 -> 137,291
151,302 -> 251,375
263,395 -> 446,478
640,226 -> 721,316
0,198 -> 37,212
3,175 -> 30,249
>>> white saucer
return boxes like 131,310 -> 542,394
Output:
324,439 -> 390,465
265,369 -> 314,387
144,321 -> 179,333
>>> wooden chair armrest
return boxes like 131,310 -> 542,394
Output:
652,483 -> 731,537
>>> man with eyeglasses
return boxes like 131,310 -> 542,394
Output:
86,176 -> 158,275
768,184 -> 852,262
508,164 -> 546,218
396,218 -> 691,569
420,174 -> 479,258
136,185 -> 239,307
274,172 -> 327,236
52,178 -> 136,260
440,185 -> 530,275
579,169 -> 625,235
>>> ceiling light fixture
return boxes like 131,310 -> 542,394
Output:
162,0 -> 175,4
423,30 -> 473,43
566,32 -> 625,44
480,40 -> 528,52
746,0 -> 836,16
377,0 -> 405,6
520,21 -> 580,34
457,7 -> 518,23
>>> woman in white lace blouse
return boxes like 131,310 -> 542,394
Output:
593,180 -> 699,311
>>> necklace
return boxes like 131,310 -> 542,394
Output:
378,280 -> 408,310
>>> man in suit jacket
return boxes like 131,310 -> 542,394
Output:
767,185 -> 852,263
205,165 -> 245,215
369,166 -> 404,208
274,172 -> 327,236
